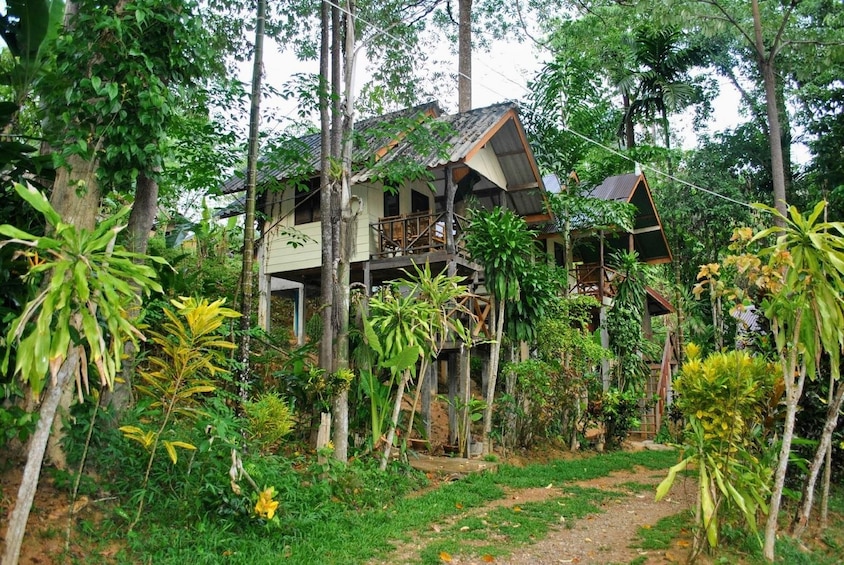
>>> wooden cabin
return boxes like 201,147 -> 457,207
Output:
537,172 -> 677,437
220,101 -> 547,449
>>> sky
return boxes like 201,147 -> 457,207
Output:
249,31 -> 750,159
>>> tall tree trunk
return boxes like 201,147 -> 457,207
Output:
237,0 -> 266,403
318,0 -> 333,382
3,348 -> 80,565
331,0 -> 357,463
763,314 -> 808,561
751,0 -> 787,223
109,170 -> 160,414
457,0 -> 472,112
792,377 -> 844,539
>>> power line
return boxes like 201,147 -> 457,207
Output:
560,127 -> 756,209
312,0 -> 756,210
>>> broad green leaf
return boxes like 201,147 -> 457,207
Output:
383,344 -> 422,372
13,183 -> 61,226
655,456 -> 692,501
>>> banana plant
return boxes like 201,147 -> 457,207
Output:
0,182 -> 163,565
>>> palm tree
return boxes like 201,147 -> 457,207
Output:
617,28 -> 710,171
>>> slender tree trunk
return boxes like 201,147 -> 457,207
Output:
380,370 -> 409,470
821,425 -> 833,527
328,0 -> 358,463
236,0 -> 266,403
318,0 -> 333,382
2,348 -> 80,565
751,0 -> 787,223
763,331 -> 808,560
622,94 -> 635,149
792,377 -> 844,539
457,0 -> 472,112
481,297 -> 505,453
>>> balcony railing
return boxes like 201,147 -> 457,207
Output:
371,211 -> 468,259
569,263 -> 618,300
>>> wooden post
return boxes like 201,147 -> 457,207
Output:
445,167 -> 457,277
422,362 -> 433,443
316,412 -> 332,464
447,352 -> 457,446
459,345 -> 471,457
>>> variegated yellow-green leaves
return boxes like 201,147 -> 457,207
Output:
0,183 -> 164,397
123,296 -> 239,529
656,347 -> 777,549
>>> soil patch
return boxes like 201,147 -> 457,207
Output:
373,460 -> 697,564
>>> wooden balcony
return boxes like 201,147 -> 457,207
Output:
570,263 -> 618,301
371,211 -> 469,260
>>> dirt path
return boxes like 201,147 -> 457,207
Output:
377,460 -> 698,565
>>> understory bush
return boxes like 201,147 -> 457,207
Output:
243,391 -> 295,453
657,344 -> 777,552
593,387 -> 645,449
496,358 -> 590,449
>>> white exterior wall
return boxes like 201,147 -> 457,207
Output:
263,181 -> 436,276
466,145 -> 507,189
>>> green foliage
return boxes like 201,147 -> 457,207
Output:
0,183 -> 163,395
657,345 -> 777,550
752,202 -> 844,382
38,0 -> 224,189
504,258 -> 566,344
607,250 -> 658,392
674,345 -> 777,449
535,295 -> 610,372
496,295 -> 610,449
356,263 -> 472,460
0,403 -> 37,449
593,387 -> 644,449
464,207 -> 536,304
497,359 -> 578,449
122,296 -> 239,529
89,444 -> 677,564
243,392 -> 295,453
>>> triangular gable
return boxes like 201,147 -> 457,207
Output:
588,173 -> 672,264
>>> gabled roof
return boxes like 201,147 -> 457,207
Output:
587,172 -> 672,264
218,102 -> 546,217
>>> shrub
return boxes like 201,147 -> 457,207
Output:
244,392 -> 295,452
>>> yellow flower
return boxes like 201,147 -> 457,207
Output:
255,487 -> 279,520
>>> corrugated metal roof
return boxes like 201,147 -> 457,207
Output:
220,102 -> 543,201
587,173 -> 640,202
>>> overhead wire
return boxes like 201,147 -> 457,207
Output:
308,0 -> 757,210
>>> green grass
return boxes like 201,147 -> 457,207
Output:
102,448 -> 679,564
617,481 -> 656,494
71,443 -> 844,565
416,487 -> 621,565
633,511 -> 690,550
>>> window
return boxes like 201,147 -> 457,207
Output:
383,190 -> 400,217
294,178 -> 320,225
411,189 -> 430,213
